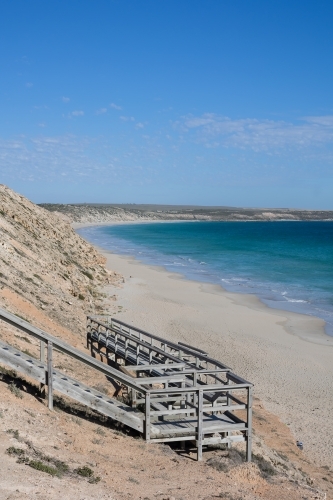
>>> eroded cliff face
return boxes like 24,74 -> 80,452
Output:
0,184 -> 121,335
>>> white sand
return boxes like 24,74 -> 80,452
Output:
100,250 -> 333,468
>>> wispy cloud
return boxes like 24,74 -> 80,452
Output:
96,108 -> 107,115
25,82 -> 33,88
120,116 -> 135,122
0,135 -> 163,184
178,113 -> 333,151
110,102 -> 122,110
69,110 -> 84,117
135,122 -> 145,129
62,96 -> 70,103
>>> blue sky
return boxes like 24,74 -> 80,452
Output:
1,0 -> 333,208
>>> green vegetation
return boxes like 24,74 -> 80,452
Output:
6,446 -> 25,457
0,366 -> 17,378
6,429 -> 20,439
29,460 -> 59,476
253,453 -> 276,477
8,382 -> 23,399
128,476 -> 139,484
78,294 -> 85,300
95,427 -> 106,436
74,466 -> 94,477
73,465 -> 101,483
6,445 -> 70,478
207,449 -> 276,478
88,476 -> 101,484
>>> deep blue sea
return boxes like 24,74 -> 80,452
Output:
78,221 -> 333,336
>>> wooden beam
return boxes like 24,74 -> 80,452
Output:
47,341 -> 53,410
197,390 -> 203,461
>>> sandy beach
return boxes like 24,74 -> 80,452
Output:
89,242 -> 333,470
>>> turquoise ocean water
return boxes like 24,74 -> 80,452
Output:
78,221 -> 333,336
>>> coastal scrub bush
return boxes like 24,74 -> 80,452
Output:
94,427 -> 106,436
92,438 -> 102,445
88,476 -> 101,484
78,294 -> 85,300
0,366 -> 17,378
6,446 -> 25,457
6,429 -> 20,439
74,465 -> 100,483
75,465 -> 94,477
253,453 -> 276,477
8,382 -> 23,398
29,460 -> 59,476
128,476 -> 139,484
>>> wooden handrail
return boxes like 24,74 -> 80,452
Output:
89,316 -> 230,370
0,308 -> 146,394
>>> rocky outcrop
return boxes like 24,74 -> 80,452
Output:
0,185 -> 121,335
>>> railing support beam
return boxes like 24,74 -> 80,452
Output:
197,389 -> 203,461
40,340 -> 46,398
145,392 -> 151,441
246,386 -> 253,462
47,341 -> 53,410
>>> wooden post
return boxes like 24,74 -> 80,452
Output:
47,341 -> 53,411
145,392 -> 151,441
40,340 -> 45,398
246,386 -> 253,462
125,337 -> 128,360
86,317 -> 90,349
226,378 -> 231,447
197,389 -> 203,461
40,339 -> 45,362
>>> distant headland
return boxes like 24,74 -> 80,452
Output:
40,203 -> 333,224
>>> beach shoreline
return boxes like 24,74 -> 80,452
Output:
75,221 -> 333,468
74,220 -> 333,345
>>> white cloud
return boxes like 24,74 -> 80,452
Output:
110,102 -> 122,110
0,135 -> 159,184
62,96 -> 70,103
120,116 -> 135,122
25,82 -> 33,88
303,115 -> 333,126
70,110 -> 84,117
96,108 -> 107,115
178,113 -> 333,151
135,122 -> 144,129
